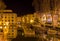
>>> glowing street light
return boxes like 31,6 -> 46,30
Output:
30,19 -> 34,23
4,26 -> 6,28
4,22 -> 9,26
4,24 -> 5,25
0,26 -> 2,29
5,22 -> 9,25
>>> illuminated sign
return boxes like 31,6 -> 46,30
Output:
41,14 -> 46,23
46,14 -> 52,23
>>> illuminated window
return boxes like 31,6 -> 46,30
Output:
46,14 -> 52,23
9,23 -> 10,24
42,14 -> 46,22
0,16 -> 2,18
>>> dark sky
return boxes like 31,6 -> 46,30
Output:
3,0 -> 35,16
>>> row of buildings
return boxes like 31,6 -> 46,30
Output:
1,8 -> 60,41
0,9 -> 39,40
16,10 -> 60,41
17,10 -> 60,27
1,0 -> 60,41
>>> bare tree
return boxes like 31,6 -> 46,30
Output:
32,0 -> 60,13
32,0 -> 50,13
32,0 -> 40,12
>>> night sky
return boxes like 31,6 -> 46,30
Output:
3,0 -> 35,16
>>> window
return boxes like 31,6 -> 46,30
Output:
0,29 -> 3,32
46,14 -> 52,23
12,23 -> 14,24
12,36 -> 14,38
17,22 -> 20,24
12,17 -> 14,18
5,20 -> 7,22
12,20 -> 14,22
12,33 -> 14,35
12,30 -> 14,32
8,20 -> 10,22
5,17 -> 6,18
8,33 -> 10,35
0,16 -> 3,18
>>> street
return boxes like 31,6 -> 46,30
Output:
12,34 -> 38,41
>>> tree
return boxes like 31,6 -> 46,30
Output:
0,0 -> 6,10
32,0 -> 40,12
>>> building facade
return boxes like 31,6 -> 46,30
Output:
0,10 -> 17,39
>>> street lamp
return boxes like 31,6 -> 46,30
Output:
30,19 -> 34,23
0,26 -> 2,29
